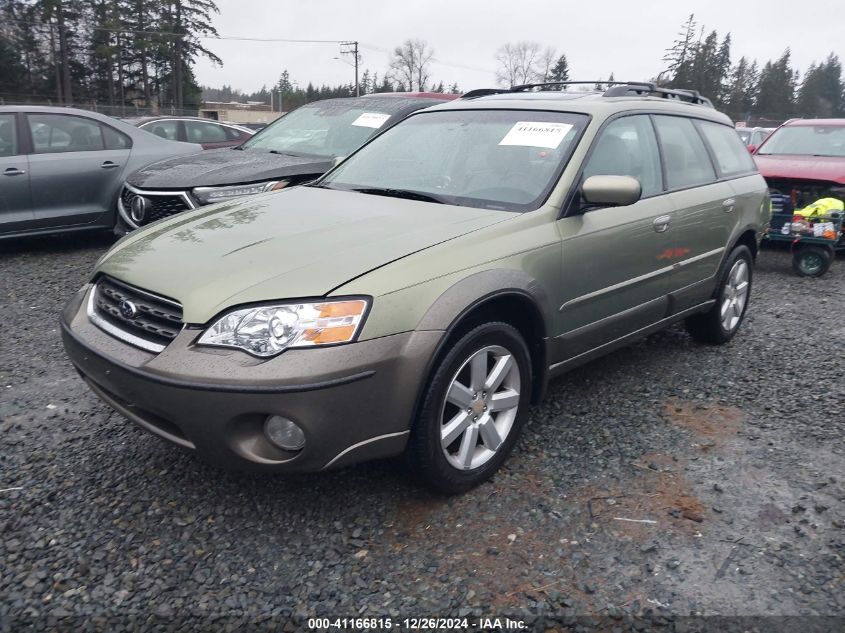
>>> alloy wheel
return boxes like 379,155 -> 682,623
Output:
720,259 -> 749,332
439,345 -> 521,471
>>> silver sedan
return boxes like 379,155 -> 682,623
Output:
0,106 -> 201,239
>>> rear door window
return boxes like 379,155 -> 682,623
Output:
142,120 -> 179,141
186,121 -> 228,143
652,115 -> 717,190
0,114 -> 18,157
28,114 -> 106,153
696,120 -> 756,177
224,126 -> 244,141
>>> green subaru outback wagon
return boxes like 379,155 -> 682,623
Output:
62,82 -> 769,493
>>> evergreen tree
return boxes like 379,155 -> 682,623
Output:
724,56 -> 758,121
548,54 -> 570,85
0,30 -> 29,99
714,34 -> 732,106
796,54 -> 843,117
663,14 -> 697,86
755,49 -> 796,120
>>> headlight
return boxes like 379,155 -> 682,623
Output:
192,180 -> 288,205
197,299 -> 369,357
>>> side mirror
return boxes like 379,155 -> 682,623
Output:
581,175 -> 641,208
747,144 -> 756,153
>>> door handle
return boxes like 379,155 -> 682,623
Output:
101,161 -> 120,169
3,167 -> 25,176
722,198 -> 736,212
652,215 -> 671,233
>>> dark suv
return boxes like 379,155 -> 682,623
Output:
117,93 -> 456,232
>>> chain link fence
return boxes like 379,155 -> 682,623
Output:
0,95 -> 198,119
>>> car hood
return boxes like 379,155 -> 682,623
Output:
126,147 -> 333,188
97,186 -> 513,324
754,154 -> 845,184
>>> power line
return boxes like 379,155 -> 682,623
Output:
7,18 -> 496,77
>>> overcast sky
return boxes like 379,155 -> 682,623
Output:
193,0 -> 843,94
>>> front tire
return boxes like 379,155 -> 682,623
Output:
685,244 -> 753,345
406,322 -> 532,494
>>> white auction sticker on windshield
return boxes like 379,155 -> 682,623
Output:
351,112 -> 391,128
499,121 -> 573,149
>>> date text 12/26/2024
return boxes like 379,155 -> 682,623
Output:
307,617 -> 526,630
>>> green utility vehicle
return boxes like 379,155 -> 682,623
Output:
62,82 -> 770,493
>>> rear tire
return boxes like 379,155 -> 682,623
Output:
792,246 -> 832,277
685,245 -> 753,345
406,322 -> 532,494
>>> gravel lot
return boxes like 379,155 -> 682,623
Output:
1,234 -> 843,631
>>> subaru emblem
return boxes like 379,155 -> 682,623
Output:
118,300 -> 138,320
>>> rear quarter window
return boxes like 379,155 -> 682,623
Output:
102,124 -> 132,150
697,121 -> 756,177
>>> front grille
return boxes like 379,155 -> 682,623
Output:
120,186 -> 192,225
90,276 -> 183,352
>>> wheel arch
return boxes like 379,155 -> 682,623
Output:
413,270 -> 552,412
732,227 -> 759,260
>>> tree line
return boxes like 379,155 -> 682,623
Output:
0,0 -> 221,113
490,16 -> 842,123
203,65 -> 459,114
663,14 -> 842,122
2,6 -> 842,122
204,25 -> 844,125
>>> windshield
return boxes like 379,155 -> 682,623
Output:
242,102 -> 393,158
758,125 -> 845,157
319,109 -> 588,212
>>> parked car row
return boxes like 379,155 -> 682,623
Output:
124,116 -> 255,149
736,126 -> 774,152
116,93 -> 457,231
0,93 -> 455,239
58,81 -> 771,492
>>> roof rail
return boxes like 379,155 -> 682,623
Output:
510,81 -> 644,92
460,88 -> 511,99
602,83 -> 713,107
459,81 -> 714,107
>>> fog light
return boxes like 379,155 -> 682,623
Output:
264,415 -> 306,451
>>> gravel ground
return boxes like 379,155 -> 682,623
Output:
0,234 -> 843,632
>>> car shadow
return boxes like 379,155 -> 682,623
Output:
0,230 -> 116,256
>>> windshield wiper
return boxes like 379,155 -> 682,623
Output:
350,187 -> 446,204
269,150 -> 304,157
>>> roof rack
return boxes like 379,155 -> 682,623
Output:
460,81 -> 713,107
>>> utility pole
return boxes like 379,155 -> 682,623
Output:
340,41 -> 360,96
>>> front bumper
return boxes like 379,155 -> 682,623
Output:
61,286 -> 442,472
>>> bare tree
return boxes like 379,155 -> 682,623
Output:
495,41 -> 543,87
388,39 -> 434,91
537,46 -> 558,82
